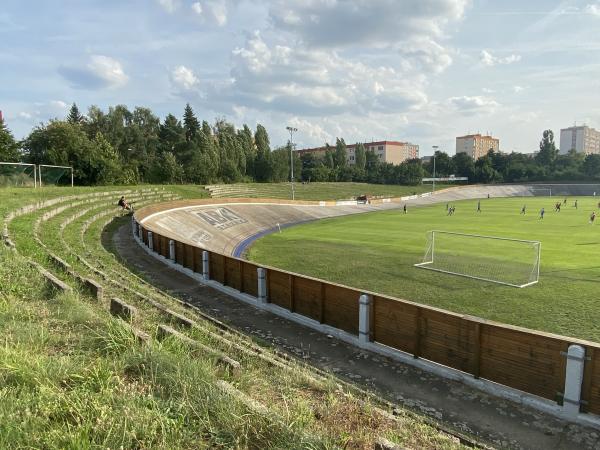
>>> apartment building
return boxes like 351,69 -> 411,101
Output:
455,134 -> 500,160
296,140 -> 419,165
559,125 -> 600,155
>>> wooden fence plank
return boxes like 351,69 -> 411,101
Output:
322,284 -> 359,335
292,276 -> 321,321
289,274 -> 295,312
581,347 -> 595,413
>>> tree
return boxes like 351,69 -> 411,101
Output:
398,159 -> 424,185
67,103 -> 84,125
91,132 -> 122,185
354,143 -> 366,170
583,154 -> 600,179
535,129 -> 558,168
183,103 -> 200,143
365,149 -> 380,182
426,151 -> 453,176
214,118 -> 244,181
334,138 -> 347,168
474,154 -> 502,183
85,105 -> 107,139
105,104 -> 133,157
254,124 -> 272,181
238,124 -> 256,178
324,146 -> 335,169
159,114 -> 185,155
23,120 -> 121,185
150,151 -> 184,184
0,118 -> 20,162
270,147 -> 291,182
452,152 -> 475,179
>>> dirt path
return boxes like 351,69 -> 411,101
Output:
112,221 -> 600,450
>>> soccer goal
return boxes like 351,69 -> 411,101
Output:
0,162 -> 37,188
415,230 -> 541,288
39,164 -> 73,187
529,187 -> 552,197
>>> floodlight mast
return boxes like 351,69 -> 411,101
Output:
286,126 -> 298,200
432,145 -> 438,193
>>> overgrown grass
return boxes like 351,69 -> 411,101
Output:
249,196 -> 600,342
0,185 -> 470,449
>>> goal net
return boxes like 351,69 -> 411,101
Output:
528,187 -> 552,196
415,230 -> 541,288
39,165 -> 73,187
0,162 -> 36,187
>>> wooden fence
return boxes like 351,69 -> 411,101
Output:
135,220 -> 600,417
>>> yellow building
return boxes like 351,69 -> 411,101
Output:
455,134 -> 500,160
296,140 -> 419,165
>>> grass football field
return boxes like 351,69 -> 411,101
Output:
248,196 -> 600,342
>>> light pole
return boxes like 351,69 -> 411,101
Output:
432,145 -> 438,193
286,126 -> 298,200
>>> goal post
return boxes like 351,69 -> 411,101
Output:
0,162 -> 37,188
38,164 -> 74,187
415,230 -> 541,288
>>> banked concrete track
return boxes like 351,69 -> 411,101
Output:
138,184 -> 533,256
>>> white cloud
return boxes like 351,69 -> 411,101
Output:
157,0 -> 179,13
171,65 -> 199,90
482,87 -> 495,94
480,50 -> 521,66
269,0 -> 468,48
585,3 -> 600,16
397,38 -> 454,74
513,85 -> 525,93
191,0 -> 228,26
50,100 -> 68,109
509,111 -> 539,123
210,32 -> 428,116
59,55 -> 128,89
447,95 -> 499,115
87,55 -> 128,87
191,2 -> 203,15
18,112 -> 32,119
286,117 -> 332,144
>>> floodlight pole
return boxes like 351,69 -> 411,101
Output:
432,145 -> 438,193
286,126 -> 298,201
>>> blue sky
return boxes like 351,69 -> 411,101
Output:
1,0 -> 599,155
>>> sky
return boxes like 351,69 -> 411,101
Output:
1,0 -> 600,156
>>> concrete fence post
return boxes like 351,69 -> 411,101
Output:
257,268 -> 267,304
148,231 -> 153,251
562,344 -> 586,417
131,216 -> 136,238
202,250 -> 209,280
138,224 -> 143,240
358,294 -> 372,345
169,240 -> 175,261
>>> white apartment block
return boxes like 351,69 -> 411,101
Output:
455,134 -> 500,160
559,126 -> 600,155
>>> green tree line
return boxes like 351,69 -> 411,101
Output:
1,105 -> 598,186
